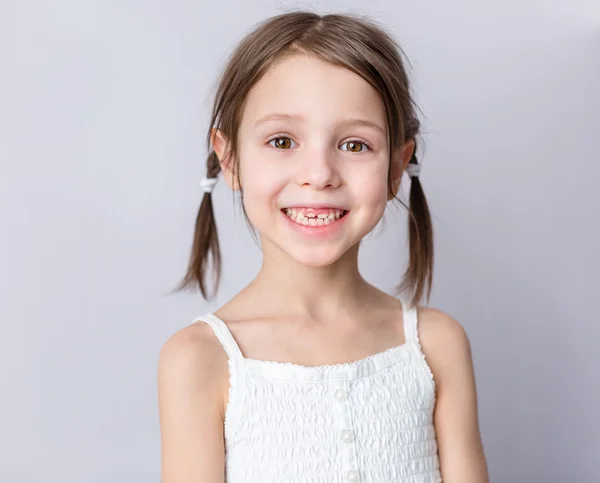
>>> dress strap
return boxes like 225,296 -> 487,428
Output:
193,313 -> 246,442
401,300 -> 420,346
401,300 -> 436,387
193,313 -> 245,362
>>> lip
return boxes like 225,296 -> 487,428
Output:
280,208 -> 349,237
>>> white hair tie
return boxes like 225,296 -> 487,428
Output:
200,176 -> 219,193
406,163 -> 421,178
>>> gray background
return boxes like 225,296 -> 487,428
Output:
1,0 -> 598,481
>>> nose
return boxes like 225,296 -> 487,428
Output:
294,147 -> 342,190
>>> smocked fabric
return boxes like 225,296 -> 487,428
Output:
195,300 -> 442,482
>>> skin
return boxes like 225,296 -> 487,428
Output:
158,53 -> 489,482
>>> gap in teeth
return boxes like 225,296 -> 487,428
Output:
284,208 -> 345,225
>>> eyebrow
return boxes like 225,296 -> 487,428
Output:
252,113 -> 386,135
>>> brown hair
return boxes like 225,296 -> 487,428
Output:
177,11 -> 434,306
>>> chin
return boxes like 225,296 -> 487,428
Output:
287,247 -> 347,268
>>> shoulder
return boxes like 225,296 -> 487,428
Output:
159,320 -> 227,370
416,306 -> 470,349
415,307 -> 489,480
415,306 -> 474,387
158,320 -> 229,399
158,320 -> 230,481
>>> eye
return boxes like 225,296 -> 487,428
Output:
340,140 -> 369,153
268,136 -> 297,150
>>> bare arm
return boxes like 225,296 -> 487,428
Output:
419,307 -> 489,483
158,324 -> 228,483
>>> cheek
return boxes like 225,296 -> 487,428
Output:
238,151 -> 286,222
350,161 -> 389,208
241,162 -> 284,200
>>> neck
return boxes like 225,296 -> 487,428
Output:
248,241 -> 371,321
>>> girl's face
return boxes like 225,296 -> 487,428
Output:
216,53 -> 410,268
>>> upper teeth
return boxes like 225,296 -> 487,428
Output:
284,208 -> 345,226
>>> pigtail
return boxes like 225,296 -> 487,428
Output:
398,144 -> 434,307
177,150 -> 222,299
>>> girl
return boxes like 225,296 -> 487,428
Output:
158,11 -> 489,483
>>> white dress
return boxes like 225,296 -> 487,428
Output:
195,300 -> 442,482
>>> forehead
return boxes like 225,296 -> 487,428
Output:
240,53 -> 386,129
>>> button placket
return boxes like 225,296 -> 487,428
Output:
332,378 -> 360,482
334,387 -> 348,401
346,469 -> 360,482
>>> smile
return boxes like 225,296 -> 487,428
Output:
282,207 -> 348,226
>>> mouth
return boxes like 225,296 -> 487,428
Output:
281,207 -> 348,226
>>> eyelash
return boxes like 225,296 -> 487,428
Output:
266,136 -> 371,152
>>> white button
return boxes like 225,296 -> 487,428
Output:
341,429 -> 355,443
334,387 -> 348,401
346,469 -> 360,482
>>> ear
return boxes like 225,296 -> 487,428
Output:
211,127 -> 240,190
388,139 -> 415,200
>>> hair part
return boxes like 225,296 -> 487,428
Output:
177,10 -> 434,306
